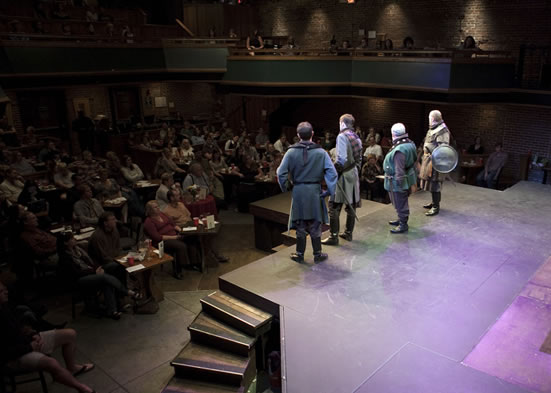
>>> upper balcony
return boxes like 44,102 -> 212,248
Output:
0,39 -> 548,106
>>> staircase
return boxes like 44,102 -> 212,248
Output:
162,291 -> 274,393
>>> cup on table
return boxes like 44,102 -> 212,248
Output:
202,217 -> 208,227
193,217 -> 199,226
127,256 -> 135,266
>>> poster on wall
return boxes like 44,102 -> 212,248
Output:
141,86 -> 161,117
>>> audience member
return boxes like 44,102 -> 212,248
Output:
467,136 -> 485,154
403,36 -> 414,49
73,185 -> 104,227
19,211 -> 58,267
190,128 -> 205,146
10,151 -> 36,176
175,138 -> 195,164
0,168 -> 25,204
121,25 -> 134,43
120,155 -> 144,184
476,143 -> 507,189
462,35 -> 477,50
246,29 -> 264,53
156,173 -> 174,210
183,163 -> 213,195
59,232 -> 140,320
144,200 -> 192,279
361,154 -> 384,201
85,6 -> 98,22
384,39 -> 394,50
238,138 -> 259,162
0,281 -> 96,393
155,148 -> 186,180
363,135 -> 383,161
255,128 -> 269,147
17,180 -> 48,217
356,38 -> 368,49
87,212 -> 128,286
53,163 -> 74,190
274,134 -> 289,153
162,189 -> 191,227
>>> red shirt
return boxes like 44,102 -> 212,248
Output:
144,213 -> 177,246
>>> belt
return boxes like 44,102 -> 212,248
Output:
294,181 -> 320,185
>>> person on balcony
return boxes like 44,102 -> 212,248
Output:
246,29 -> 264,55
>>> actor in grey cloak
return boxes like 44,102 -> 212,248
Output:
419,110 -> 450,216
277,122 -> 338,263
322,114 -> 362,246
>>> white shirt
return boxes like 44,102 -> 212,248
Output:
274,139 -> 288,153
363,144 -> 383,160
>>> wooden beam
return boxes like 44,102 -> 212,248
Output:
175,19 -> 195,37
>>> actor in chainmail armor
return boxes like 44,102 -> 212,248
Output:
419,110 -> 450,216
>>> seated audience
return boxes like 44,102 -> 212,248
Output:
363,135 -> 384,162
239,155 -> 263,181
0,280 -> 96,393
210,150 -> 229,175
10,152 -> 36,176
162,188 -> 191,226
70,150 -> 100,179
476,143 -> 508,189
144,200 -> 192,279
462,35 -> 478,50
58,232 -> 140,320
246,29 -> 264,53
0,168 -> 25,204
53,163 -> 74,190
402,36 -> 415,49
203,133 -> 222,155
73,185 -> 104,227
174,138 -> 195,165
17,180 -> 48,216
19,211 -> 58,267
237,138 -> 259,162
338,39 -> 352,55
38,141 -> 59,163
384,39 -> 394,50
191,128 -> 205,146
468,136 -> 485,154
255,128 -> 269,147
155,148 -> 186,180
274,134 -> 290,153
322,131 -> 335,151
361,154 -> 384,201
87,212 -> 128,286
156,173 -> 174,210
120,155 -> 144,184
356,38 -> 368,49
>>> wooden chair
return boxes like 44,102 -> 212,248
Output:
0,365 -> 49,393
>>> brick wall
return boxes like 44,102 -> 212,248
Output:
258,0 -> 551,55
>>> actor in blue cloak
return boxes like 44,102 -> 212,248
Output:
277,121 -> 338,263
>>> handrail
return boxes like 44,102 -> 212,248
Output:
227,47 -> 512,59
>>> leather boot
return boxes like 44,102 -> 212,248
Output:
322,215 -> 339,246
312,237 -> 328,263
339,214 -> 355,241
290,236 -> 307,263
388,219 -> 400,226
390,217 -> 409,234
423,202 -> 433,209
426,192 -> 440,216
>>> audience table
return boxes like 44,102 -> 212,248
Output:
460,161 -> 484,185
185,194 -> 217,219
180,222 -> 221,273
117,249 -> 174,311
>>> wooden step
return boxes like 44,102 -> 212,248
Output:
200,291 -> 273,337
171,342 -> 254,387
162,377 -> 245,393
189,312 -> 256,357
270,244 -> 288,253
281,228 -> 331,246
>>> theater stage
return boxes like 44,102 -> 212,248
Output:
220,181 -> 551,393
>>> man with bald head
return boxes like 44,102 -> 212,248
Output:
419,110 -> 451,216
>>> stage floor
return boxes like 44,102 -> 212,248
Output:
221,181 -> 551,393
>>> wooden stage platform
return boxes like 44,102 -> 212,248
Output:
221,182 -> 551,393
249,192 -> 385,251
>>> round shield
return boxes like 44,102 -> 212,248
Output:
432,145 -> 458,173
